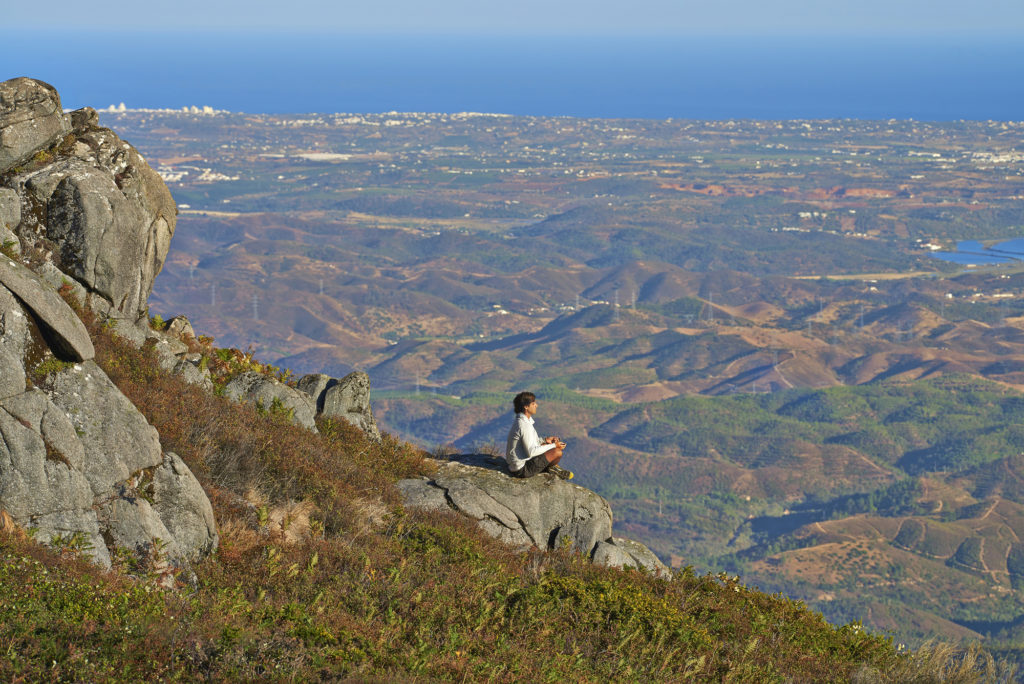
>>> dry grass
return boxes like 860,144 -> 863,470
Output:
853,640 -> 1016,683
0,510 -> 22,537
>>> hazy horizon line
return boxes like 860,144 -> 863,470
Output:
27,27 -> 1024,40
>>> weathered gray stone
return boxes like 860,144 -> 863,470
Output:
296,373 -> 331,403
0,256 -> 93,362
0,399 -> 93,517
224,371 -> 318,431
395,478 -> 450,511
298,371 -> 380,439
96,492 -> 180,561
94,451 -> 216,568
152,337 -> 189,372
398,455 -> 669,575
0,81 -> 217,573
397,454 -> 613,555
5,147 -> 95,244
28,510 -> 111,568
1,386 -> 46,422
45,360 -> 163,496
0,388 -> 47,437
2,388 -> 86,471
46,167 -> 151,314
0,378 -> 216,569
0,78 -> 70,174
71,127 -> 176,315
0,227 -> 18,257
166,315 -> 194,339
592,537 -> 670,577
0,188 -> 20,255
0,286 -> 29,399
0,362 -> 217,570
0,400 -> 107,566
18,157 -> 93,211
0,188 -> 19,230
173,359 -> 213,391
34,261 -> 88,305
324,372 -> 380,439
85,291 -> 115,317
109,313 -> 148,347
151,452 -> 218,561
0,345 -> 23,399
69,107 -> 98,134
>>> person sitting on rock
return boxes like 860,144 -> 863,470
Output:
505,391 -> 573,480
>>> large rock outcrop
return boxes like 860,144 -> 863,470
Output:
1,78 -> 175,318
297,371 -> 381,439
0,77 -> 216,570
397,454 -> 669,576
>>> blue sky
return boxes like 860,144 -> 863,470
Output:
8,0 -> 1024,35
6,0 -> 1022,118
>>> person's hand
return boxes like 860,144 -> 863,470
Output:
545,436 -> 558,444
557,440 -> 567,449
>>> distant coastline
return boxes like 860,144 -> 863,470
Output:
7,32 -> 1023,120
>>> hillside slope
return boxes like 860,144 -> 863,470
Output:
0,311 -> 994,682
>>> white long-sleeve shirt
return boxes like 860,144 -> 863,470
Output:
506,412 -> 555,472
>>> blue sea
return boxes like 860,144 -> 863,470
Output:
4,32 -> 1022,119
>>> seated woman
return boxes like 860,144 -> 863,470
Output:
505,391 -> 572,480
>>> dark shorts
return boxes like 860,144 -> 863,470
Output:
509,454 -> 550,478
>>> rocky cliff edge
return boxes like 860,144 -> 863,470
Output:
398,454 -> 669,576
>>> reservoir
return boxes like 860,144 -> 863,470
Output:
930,239 -> 1024,266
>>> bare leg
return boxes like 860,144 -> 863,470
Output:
544,448 -> 563,468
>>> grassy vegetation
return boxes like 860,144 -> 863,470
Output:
1,303 -> 1002,681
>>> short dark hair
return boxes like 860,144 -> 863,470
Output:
513,391 -> 536,414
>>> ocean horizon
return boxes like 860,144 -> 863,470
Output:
5,31 -> 1023,120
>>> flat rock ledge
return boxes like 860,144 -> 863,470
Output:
396,454 -> 669,577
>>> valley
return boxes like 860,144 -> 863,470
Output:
104,107 -> 1024,651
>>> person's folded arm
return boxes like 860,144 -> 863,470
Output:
523,423 -> 556,457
